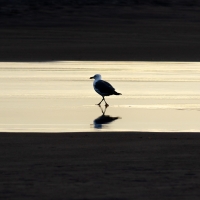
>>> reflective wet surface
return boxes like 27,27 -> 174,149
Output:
1,61 -> 200,132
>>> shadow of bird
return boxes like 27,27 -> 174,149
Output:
93,105 -> 121,129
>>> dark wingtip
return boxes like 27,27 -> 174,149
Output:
114,91 -> 122,95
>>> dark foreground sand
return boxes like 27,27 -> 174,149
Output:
0,132 -> 200,200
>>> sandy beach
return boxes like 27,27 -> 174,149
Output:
0,3 -> 200,62
0,132 -> 200,199
1,2 -> 200,199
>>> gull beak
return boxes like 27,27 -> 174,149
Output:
90,76 -> 94,79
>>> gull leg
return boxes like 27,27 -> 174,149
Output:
96,98 -> 104,106
103,97 -> 109,107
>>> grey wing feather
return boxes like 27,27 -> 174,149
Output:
95,80 -> 115,94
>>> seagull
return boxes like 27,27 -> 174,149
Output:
90,74 -> 122,106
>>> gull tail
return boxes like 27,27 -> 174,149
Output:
114,91 -> 122,95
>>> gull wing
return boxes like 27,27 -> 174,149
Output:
95,80 -> 115,94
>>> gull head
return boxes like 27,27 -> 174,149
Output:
90,74 -> 102,81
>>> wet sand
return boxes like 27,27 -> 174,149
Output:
1,132 -> 200,199
1,61 -> 200,132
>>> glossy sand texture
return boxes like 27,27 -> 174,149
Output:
1,61 -> 200,132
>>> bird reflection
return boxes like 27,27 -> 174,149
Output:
93,105 -> 121,129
